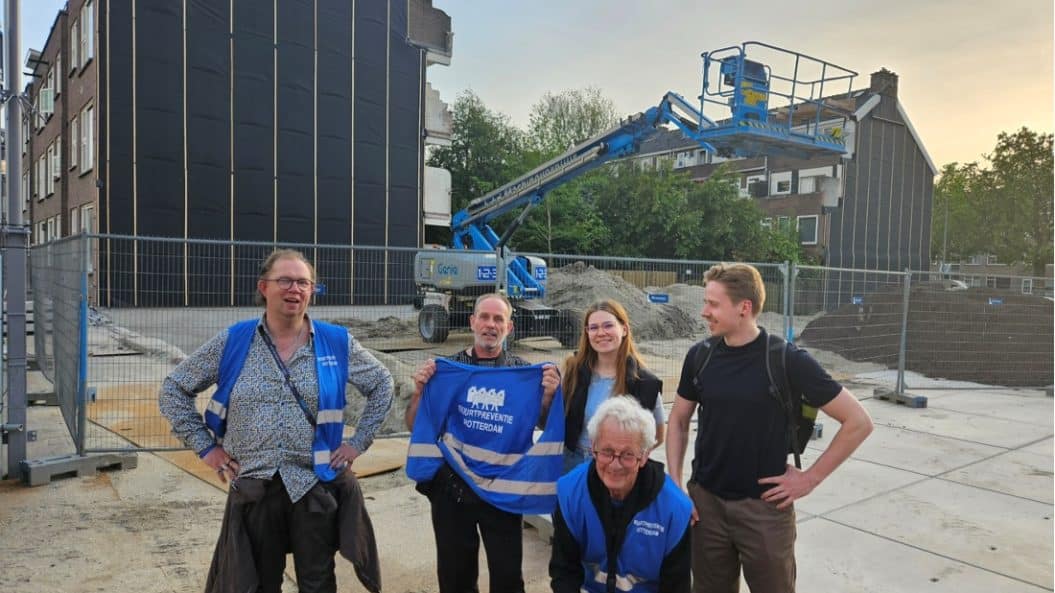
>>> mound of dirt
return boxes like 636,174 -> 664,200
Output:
332,316 -> 417,338
800,286 -> 1053,387
546,263 -> 697,341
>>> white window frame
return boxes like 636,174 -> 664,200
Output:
80,104 -> 94,173
770,171 -> 792,196
70,114 -> 80,170
1022,278 -> 1033,295
46,142 -> 56,195
83,1 -> 95,64
36,221 -> 46,245
70,207 -> 80,236
70,16 -> 80,71
798,176 -> 817,194
742,173 -> 766,198
761,217 -> 773,230
46,217 -> 56,241
797,215 -> 819,245
56,55 -> 62,95
777,216 -> 791,232
37,156 -> 47,201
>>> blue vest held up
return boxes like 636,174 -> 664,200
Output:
406,357 -> 565,515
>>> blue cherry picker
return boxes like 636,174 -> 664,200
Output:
414,42 -> 857,344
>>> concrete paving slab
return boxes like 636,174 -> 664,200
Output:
807,423 -> 1006,476
921,391 -> 1055,427
942,449 -> 1055,504
861,398 -> 1053,449
825,479 -> 1054,588
798,518 -> 1050,593
794,456 -> 924,516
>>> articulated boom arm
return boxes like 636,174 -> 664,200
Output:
447,42 -> 857,301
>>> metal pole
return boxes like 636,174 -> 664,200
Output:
4,0 -> 31,478
941,197 -> 949,263
895,269 -> 912,394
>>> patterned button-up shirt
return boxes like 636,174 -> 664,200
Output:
159,317 -> 394,502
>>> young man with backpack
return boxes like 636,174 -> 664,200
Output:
665,263 -> 873,593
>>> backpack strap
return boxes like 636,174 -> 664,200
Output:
764,331 -> 802,469
690,339 -> 717,391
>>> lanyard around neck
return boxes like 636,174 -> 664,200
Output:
257,324 -> 316,427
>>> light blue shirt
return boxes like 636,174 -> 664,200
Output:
574,375 -> 666,454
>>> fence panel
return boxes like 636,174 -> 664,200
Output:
30,236 -> 88,451
82,235 -> 422,452
30,233 -> 1054,455
791,265 -> 908,378
905,270 -> 1053,389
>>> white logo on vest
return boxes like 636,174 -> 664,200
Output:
459,385 -> 515,434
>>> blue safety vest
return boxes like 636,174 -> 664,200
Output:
406,358 -> 564,515
557,462 -> 693,593
204,318 -> 350,483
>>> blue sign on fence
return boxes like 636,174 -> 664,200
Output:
988,297 -> 1003,306
314,283 -> 327,296
851,295 -> 863,305
476,266 -> 497,281
648,293 -> 670,304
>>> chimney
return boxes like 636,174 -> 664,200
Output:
869,68 -> 899,98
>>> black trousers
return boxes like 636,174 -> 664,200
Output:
244,477 -> 340,593
427,466 -> 526,593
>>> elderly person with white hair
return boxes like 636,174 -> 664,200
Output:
550,396 -> 693,593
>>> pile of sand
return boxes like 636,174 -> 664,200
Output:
546,263 -> 697,341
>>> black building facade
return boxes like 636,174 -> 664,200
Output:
98,0 -> 447,306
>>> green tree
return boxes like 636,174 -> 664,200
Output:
933,128 -> 1053,276
517,88 -> 621,252
527,87 -> 619,157
984,128 -> 1053,277
426,91 -> 530,241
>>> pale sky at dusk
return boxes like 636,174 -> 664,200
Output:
22,0 -> 1054,169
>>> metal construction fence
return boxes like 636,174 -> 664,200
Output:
25,234 -> 1055,454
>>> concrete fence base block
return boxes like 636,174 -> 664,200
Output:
524,513 -> 554,543
19,452 -> 139,487
874,387 -> 928,408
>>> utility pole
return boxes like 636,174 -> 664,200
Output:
3,0 -> 30,479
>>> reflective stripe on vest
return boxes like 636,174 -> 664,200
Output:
406,358 -> 564,514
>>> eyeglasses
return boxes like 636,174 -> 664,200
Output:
593,449 -> 644,465
586,321 -> 620,334
265,277 -> 314,290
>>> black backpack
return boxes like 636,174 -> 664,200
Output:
690,330 -> 819,469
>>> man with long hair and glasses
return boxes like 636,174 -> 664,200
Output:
160,249 -> 394,593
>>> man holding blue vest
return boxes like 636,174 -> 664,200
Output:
159,249 -> 394,593
405,292 -> 561,593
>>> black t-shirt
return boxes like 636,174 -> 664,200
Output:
676,330 -> 842,500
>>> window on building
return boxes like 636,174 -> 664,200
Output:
22,173 -> 29,212
1022,278 -> 1034,295
81,203 -> 96,271
37,155 -> 47,200
797,215 -> 819,245
36,221 -> 46,245
761,217 -> 773,230
770,171 -> 792,196
70,114 -> 80,170
56,55 -> 62,95
986,254 -> 1002,265
46,217 -> 56,241
777,216 -> 791,232
82,1 -> 95,65
46,142 -> 56,196
54,137 -> 62,179
742,174 -> 766,198
80,104 -> 94,172
798,176 -> 817,194
70,207 -> 80,235
70,16 -> 80,71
